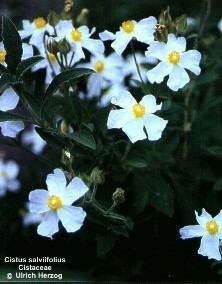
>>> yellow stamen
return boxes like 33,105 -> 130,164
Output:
0,50 -> 6,64
168,50 -> 180,64
71,29 -> 82,42
122,20 -> 134,34
47,195 -> 62,210
94,61 -> 105,73
206,220 -> 219,235
132,103 -> 145,118
34,17 -> 47,29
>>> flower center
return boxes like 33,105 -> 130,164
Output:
132,103 -> 145,118
206,220 -> 219,235
0,171 -> 8,179
168,50 -> 180,64
47,195 -> 62,210
47,52 -> 56,62
122,20 -> 134,34
34,17 -> 47,29
0,49 -> 6,64
94,61 -> 105,73
71,29 -> 82,42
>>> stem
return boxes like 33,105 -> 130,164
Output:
105,201 -> 117,214
182,0 -> 211,159
130,41 -> 146,86
194,0 -> 211,49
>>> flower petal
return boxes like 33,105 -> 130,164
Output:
5,161 -> 19,179
167,65 -> 190,91
58,205 -> 86,233
0,87 -> 19,111
0,121 -> 25,138
122,118 -> 146,143
135,17 -> 157,44
107,109 -> 133,129
166,34 -> 186,53
143,114 -> 168,141
46,168 -> 67,195
214,210 -> 222,239
61,177 -> 89,205
111,90 -> 136,109
145,42 -> 168,61
111,32 -> 131,55
82,38 -> 105,56
180,50 -> 201,75
7,180 -> 20,192
29,189 -> 49,213
140,95 -> 162,114
195,209 -> 212,227
37,210 -> 59,238
87,73 -> 103,97
179,225 -> 206,239
99,30 -> 116,41
147,61 -> 172,84
198,234 -> 221,260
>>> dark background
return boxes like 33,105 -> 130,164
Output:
0,0 -> 222,282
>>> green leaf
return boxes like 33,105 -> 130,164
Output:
213,177 -> 222,191
206,146 -> 222,159
123,158 -> 147,168
0,73 -> 12,92
35,127 -> 64,148
0,111 -> 34,123
43,68 -> 95,104
2,16 -> 22,74
131,175 -> 174,217
16,56 -> 45,79
69,130 -> 96,150
129,191 -> 149,217
96,233 -> 118,259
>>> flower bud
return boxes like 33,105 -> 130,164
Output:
175,14 -> 187,34
76,8 -> 89,26
47,37 -> 59,55
60,120 -> 73,135
58,37 -> 71,55
158,6 -> 172,28
154,24 -> 168,42
61,0 -> 74,20
47,10 -> 60,27
90,167 -> 104,185
112,188 -> 125,203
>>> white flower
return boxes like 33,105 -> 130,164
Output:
0,160 -> 20,197
81,52 -> 124,98
99,17 -> 157,55
22,126 -> 46,155
0,87 -> 25,137
23,203 -> 45,227
107,90 -> 168,143
146,34 -> 201,91
218,19 -> 222,33
56,20 -> 104,61
180,209 -> 222,261
29,168 -> 89,238
19,18 -> 54,48
100,84 -> 126,107
0,42 -> 33,67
